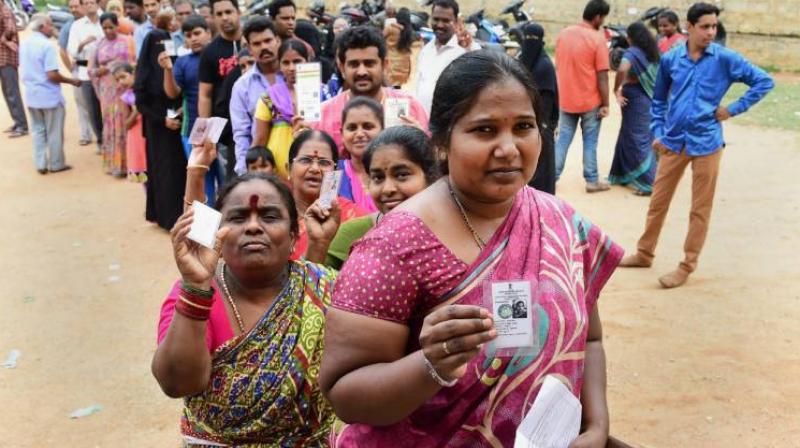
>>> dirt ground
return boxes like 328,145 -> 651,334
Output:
1,62 -> 799,447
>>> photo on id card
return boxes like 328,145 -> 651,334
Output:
483,279 -> 539,356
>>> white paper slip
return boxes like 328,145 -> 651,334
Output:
189,117 -> 228,145
514,376 -> 582,448
491,281 -> 534,349
384,98 -> 410,128
77,65 -> 89,80
167,108 -> 180,119
205,117 -> 228,144
187,201 -> 223,249
188,118 -> 209,145
296,62 -> 322,121
319,170 -> 343,210
162,39 -> 177,56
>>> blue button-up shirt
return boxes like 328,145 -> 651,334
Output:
651,43 -> 774,156
20,31 -> 64,109
133,20 -> 154,57
230,66 -> 279,174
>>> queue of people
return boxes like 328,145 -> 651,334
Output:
6,0 -> 774,445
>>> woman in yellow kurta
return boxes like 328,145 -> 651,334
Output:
253,39 -> 312,178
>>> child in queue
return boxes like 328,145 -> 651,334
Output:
245,145 -> 276,174
336,97 -> 385,212
114,63 -> 147,182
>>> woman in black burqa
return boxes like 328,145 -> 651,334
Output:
517,22 -> 558,194
134,27 -> 187,230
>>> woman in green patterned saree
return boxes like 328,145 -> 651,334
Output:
152,145 -> 336,447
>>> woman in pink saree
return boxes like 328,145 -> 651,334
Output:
320,51 -> 624,447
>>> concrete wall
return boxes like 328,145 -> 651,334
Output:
305,0 -> 800,71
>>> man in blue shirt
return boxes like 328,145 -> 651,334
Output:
20,14 -> 82,174
133,0 -> 160,56
230,17 -> 280,175
619,2 -> 774,288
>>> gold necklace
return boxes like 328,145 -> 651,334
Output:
219,262 -> 246,333
447,180 -> 486,250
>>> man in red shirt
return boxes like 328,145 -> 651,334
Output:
0,1 -> 28,137
554,0 -> 611,192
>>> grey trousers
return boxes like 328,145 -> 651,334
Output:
73,84 -> 92,141
29,105 -> 66,171
80,81 -> 102,141
0,65 -> 28,131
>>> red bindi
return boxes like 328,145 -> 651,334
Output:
249,195 -> 259,213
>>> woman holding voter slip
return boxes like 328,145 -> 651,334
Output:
253,38 -> 329,179
134,25 -> 185,230
152,139 -> 337,446
319,51 -> 624,447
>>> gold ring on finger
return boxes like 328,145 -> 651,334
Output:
442,341 -> 451,355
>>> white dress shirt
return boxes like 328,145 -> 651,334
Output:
414,34 -> 481,113
66,15 -> 104,81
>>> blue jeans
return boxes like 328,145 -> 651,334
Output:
555,107 -> 602,183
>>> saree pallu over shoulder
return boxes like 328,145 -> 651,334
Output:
181,260 -> 336,447
333,187 -> 623,447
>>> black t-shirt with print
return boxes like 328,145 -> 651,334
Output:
198,35 -> 242,119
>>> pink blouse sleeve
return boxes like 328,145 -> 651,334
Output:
157,280 -> 216,351
332,236 -> 420,324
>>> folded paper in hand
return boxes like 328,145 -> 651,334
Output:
189,117 -> 228,145
187,201 -> 223,249
513,375 -> 582,448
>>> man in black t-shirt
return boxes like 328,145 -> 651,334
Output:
198,0 -> 242,178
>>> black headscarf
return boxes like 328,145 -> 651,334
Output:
134,28 -> 180,122
518,22 -> 557,96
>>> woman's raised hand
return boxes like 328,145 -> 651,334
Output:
418,305 -> 497,383
305,198 -> 342,245
187,139 -> 218,167
291,115 -> 311,138
170,208 -> 230,290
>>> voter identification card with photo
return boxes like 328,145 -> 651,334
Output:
296,62 -> 322,121
162,39 -> 177,57
319,170 -> 343,210
384,98 -> 409,128
490,280 -> 535,350
187,201 -> 222,249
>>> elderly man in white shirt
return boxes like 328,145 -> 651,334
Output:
415,0 -> 479,113
66,0 -> 104,149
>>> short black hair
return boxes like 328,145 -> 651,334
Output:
243,16 -> 277,43
215,172 -> 299,236
287,130 -> 339,166
195,0 -> 210,9
342,96 -> 384,129
430,50 -> 542,175
124,0 -> 143,7
278,38 -> 309,62
268,0 -> 295,19
336,25 -> 386,65
210,0 -> 238,14
687,2 -> 719,25
657,9 -> 680,26
582,0 -> 610,21
181,14 -> 208,33
363,126 -> 440,185
431,0 -> 458,18
245,146 -> 276,167
99,12 -> 119,25
112,62 -> 134,75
